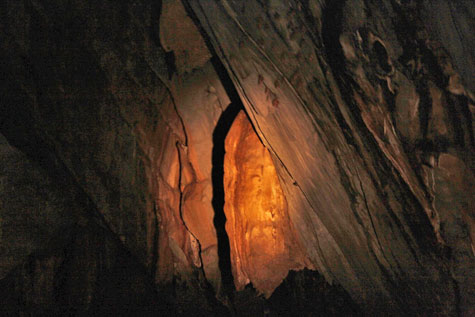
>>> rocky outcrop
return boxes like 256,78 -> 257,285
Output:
186,0 -> 474,314
1,0 -> 473,315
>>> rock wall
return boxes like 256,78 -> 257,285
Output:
0,0 -> 473,315
224,111 -> 307,296
186,0 -> 474,314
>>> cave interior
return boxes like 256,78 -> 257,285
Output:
0,0 -> 474,316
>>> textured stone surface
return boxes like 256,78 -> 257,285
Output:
0,0 -> 202,313
224,111 -> 306,296
0,134 -> 170,315
0,0 -> 473,315
0,134 -> 77,279
187,0 -> 474,314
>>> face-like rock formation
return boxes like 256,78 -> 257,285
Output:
1,0 -> 473,315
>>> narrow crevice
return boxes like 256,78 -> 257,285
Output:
159,1 -> 249,304
416,78 -> 432,140
372,40 -> 392,74
150,0 -> 163,48
150,202 -> 159,280
164,51 -> 177,80
208,53 -> 247,302
446,94 -> 470,148
175,141 -> 210,284
182,0 -> 308,183
212,102 -> 242,302
174,142 -> 227,313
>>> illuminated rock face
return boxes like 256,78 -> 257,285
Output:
224,111 -> 305,296
1,0 -> 474,315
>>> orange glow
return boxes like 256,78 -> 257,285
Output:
224,111 -> 304,296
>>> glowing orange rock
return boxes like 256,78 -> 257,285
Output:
224,111 -> 305,297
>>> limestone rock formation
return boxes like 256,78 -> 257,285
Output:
1,0 -> 473,315
224,111 -> 306,295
